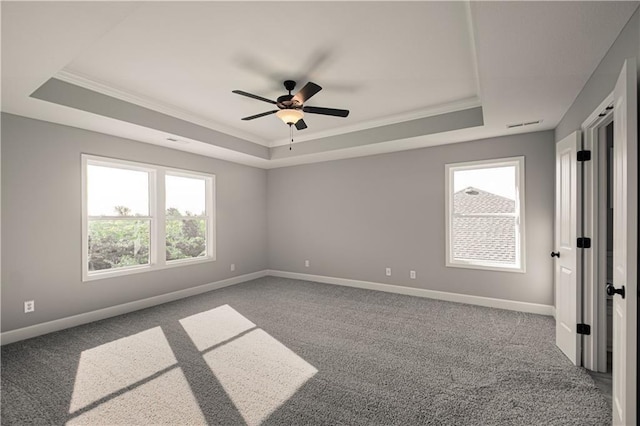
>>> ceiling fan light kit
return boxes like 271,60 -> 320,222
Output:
233,80 -> 350,149
276,109 -> 304,125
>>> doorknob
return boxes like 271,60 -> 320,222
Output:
606,283 -> 626,299
550,251 -> 560,258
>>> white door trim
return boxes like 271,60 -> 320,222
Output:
580,58 -> 637,425
581,94 -> 614,372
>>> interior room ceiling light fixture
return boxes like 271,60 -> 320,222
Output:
233,80 -> 350,150
276,109 -> 304,125
233,80 -> 349,124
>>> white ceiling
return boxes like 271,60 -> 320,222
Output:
2,1 -> 638,169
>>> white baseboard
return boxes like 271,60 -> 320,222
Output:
2,269 -> 554,345
1,270 -> 268,345
267,270 -> 555,316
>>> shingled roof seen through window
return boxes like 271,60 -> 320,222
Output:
452,187 -> 516,265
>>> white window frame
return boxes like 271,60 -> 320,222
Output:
82,154 -> 216,281
445,156 -> 526,273
163,169 -> 215,266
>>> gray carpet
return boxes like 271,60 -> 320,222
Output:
1,276 -> 610,425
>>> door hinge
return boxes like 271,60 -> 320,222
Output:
577,150 -> 591,162
577,237 -> 591,248
577,323 -> 591,335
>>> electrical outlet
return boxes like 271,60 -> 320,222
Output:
230,263 -> 235,272
305,260 -> 310,267
24,300 -> 35,313
386,267 -> 392,276
410,270 -> 416,279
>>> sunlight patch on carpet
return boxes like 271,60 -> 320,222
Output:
180,305 -> 318,426
179,304 -> 256,351
203,328 -> 318,426
67,326 -> 206,424
67,368 -> 206,425
68,327 -> 179,414
68,305 -> 316,425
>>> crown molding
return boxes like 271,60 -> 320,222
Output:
56,69 -> 482,150
55,68 -> 270,147
465,1 -> 483,106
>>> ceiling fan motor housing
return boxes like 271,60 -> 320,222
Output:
277,80 -> 302,109
276,94 -> 300,110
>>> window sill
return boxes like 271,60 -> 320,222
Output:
446,260 -> 525,274
83,256 -> 215,282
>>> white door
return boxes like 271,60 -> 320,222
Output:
611,58 -> 637,426
554,131 -> 580,365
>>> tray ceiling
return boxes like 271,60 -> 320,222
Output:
2,1 -> 638,168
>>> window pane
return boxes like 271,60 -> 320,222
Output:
166,218 -> 207,261
447,158 -> 524,272
88,220 -> 150,271
453,185 -> 515,215
452,216 -> 516,265
88,165 -> 149,216
166,175 -> 206,217
453,166 -> 516,214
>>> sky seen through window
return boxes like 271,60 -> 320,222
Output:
453,165 -> 516,200
88,165 -> 205,216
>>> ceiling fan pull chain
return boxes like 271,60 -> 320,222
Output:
289,124 -> 293,150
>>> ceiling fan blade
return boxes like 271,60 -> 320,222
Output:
241,110 -> 278,120
292,82 -> 322,104
232,90 -> 277,105
295,119 -> 308,130
302,106 -> 349,117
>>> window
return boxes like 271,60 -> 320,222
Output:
82,155 -> 215,281
165,173 -> 210,263
445,156 -> 525,272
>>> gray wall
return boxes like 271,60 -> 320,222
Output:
556,7 -> 640,141
267,131 -> 555,306
1,113 -> 268,332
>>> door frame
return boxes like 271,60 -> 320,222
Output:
581,93 -> 614,372
580,57 -> 637,426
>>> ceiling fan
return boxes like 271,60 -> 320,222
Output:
232,80 -> 349,131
